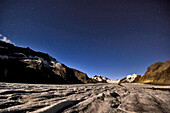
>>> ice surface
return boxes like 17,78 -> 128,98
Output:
0,82 -> 169,113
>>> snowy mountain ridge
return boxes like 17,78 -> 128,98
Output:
0,40 -> 96,84
91,75 -> 119,83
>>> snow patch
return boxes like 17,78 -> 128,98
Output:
91,76 -> 103,81
23,58 -> 42,64
14,53 -> 26,57
0,55 -> 8,59
107,79 -> 120,83
0,36 -> 14,45
36,57 -> 49,66
126,73 -> 138,82
91,75 -> 119,83
51,61 -> 62,68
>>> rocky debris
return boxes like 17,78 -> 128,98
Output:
137,60 -> 170,85
0,82 -> 170,113
0,40 -> 95,84
90,75 -> 118,83
119,73 -> 141,84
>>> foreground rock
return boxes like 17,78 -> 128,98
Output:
137,60 -> 170,85
0,82 -> 169,113
0,41 -> 94,84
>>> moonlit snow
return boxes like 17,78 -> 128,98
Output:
0,82 -> 170,113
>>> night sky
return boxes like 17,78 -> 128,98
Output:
0,0 -> 170,80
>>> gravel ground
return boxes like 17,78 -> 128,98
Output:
0,82 -> 170,113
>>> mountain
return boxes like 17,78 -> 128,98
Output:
137,60 -> 170,85
90,75 -> 119,83
0,40 -> 94,84
119,73 -> 141,84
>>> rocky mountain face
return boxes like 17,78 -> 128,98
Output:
0,41 -> 94,84
90,75 -> 118,83
137,60 -> 170,85
90,75 -> 107,83
119,73 -> 141,84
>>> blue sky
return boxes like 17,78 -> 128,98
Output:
0,0 -> 170,80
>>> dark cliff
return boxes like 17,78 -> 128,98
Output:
0,41 -> 93,84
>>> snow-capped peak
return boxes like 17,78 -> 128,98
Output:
91,75 -> 119,83
126,73 -> 138,82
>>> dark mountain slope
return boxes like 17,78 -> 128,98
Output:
0,41 -> 93,84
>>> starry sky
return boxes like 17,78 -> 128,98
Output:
0,0 -> 170,80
